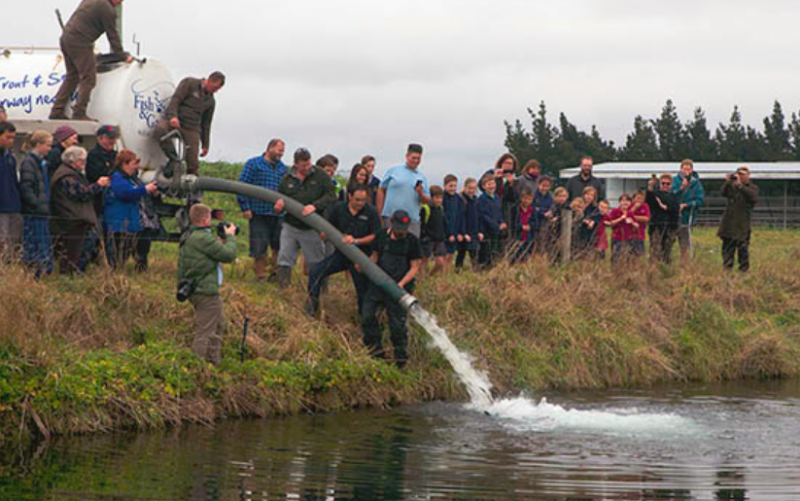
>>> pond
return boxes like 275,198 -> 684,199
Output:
2,379 -> 799,500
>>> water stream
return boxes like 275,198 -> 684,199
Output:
411,304 -> 691,435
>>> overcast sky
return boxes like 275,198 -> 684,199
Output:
5,0 -> 800,181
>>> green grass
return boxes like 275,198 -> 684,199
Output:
1,161 -> 799,442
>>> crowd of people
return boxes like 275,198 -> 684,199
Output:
229,142 -> 759,367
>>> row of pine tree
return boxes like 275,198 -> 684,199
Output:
504,100 -> 800,175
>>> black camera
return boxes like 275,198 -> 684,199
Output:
216,221 -> 241,239
731,173 -> 739,182
176,279 -> 196,302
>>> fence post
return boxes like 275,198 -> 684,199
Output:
560,208 -> 572,265
784,181 -> 789,230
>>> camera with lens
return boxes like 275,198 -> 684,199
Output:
730,172 -> 739,182
176,279 -> 196,302
216,221 -> 241,239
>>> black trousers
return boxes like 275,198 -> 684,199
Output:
478,233 -> 503,268
136,228 -> 160,272
455,241 -> 478,270
649,226 -> 677,264
308,251 -> 370,316
721,233 -> 750,272
361,285 -> 409,367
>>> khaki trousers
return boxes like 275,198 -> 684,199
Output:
52,38 -> 97,117
189,294 -> 225,365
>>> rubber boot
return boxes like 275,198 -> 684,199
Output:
277,266 -> 292,289
254,256 -> 268,281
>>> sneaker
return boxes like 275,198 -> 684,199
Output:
72,114 -> 98,122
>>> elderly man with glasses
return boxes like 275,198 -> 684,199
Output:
645,173 -> 681,264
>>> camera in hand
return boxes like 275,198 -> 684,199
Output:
176,279 -> 196,302
217,221 -> 241,239
731,172 -> 739,182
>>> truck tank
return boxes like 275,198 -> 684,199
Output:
0,47 -> 175,170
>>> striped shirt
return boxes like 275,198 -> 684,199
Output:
237,156 -> 288,216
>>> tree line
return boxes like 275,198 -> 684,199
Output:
504,100 -> 800,175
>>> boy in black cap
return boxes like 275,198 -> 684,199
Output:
361,209 -> 422,368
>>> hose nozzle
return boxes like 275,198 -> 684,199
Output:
398,293 -> 419,312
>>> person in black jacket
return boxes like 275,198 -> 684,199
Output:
361,210 -> 422,369
646,173 -> 680,263
19,131 -> 55,277
306,184 -> 380,318
84,125 -> 119,267
419,185 -> 447,277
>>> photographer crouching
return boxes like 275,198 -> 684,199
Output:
718,166 -> 758,272
177,204 -> 238,365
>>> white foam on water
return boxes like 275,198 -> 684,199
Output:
409,305 -> 695,436
477,396 -> 695,435
409,305 -> 493,407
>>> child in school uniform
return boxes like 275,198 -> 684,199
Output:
509,187 -> 536,264
629,190 -> 651,259
595,199 -> 611,261
455,178 -> 482,271
477,173 -> 506,269
419,185 -> 447,277
608,194 -> 639,265
544,186 -> 569,264
532,176 -> 554,254
442,174 -> 463,272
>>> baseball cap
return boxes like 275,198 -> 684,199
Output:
96,125 -> 120,139
391,210 -> 411,230
53,125 -> 78,144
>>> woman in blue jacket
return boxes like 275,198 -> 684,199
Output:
104,149 -> 158,269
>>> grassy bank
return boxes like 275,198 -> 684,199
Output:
1,162 -> 799,442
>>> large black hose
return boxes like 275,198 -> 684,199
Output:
177,176 -> 419,311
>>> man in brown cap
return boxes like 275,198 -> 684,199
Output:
49,0 -> 132,121
155,72 -> 225,175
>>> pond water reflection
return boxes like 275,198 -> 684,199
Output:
2,379 -> 800,500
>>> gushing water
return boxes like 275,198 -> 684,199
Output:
410,304 -> 696,435
409,305 -> 494,407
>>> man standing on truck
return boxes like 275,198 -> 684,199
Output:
49,0 -> 132,121
155,72 -> 225,175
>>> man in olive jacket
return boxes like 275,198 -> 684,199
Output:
718,166 -> 758,272
273,148 -> 337,288
155,72 -> 225,175
177,204 -> 237,365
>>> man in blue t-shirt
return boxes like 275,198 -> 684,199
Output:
376,144 -> 430,238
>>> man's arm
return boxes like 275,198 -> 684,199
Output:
201,102 -> 215,151
312,172 -> 337,215
742,183 -> 759,206
202,232 -> 238,264
165,79 -> 191,120
376,188 -> 386,216
398,259 -> 421,289
236,159 -> 254,212
101,4 -> 125,55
